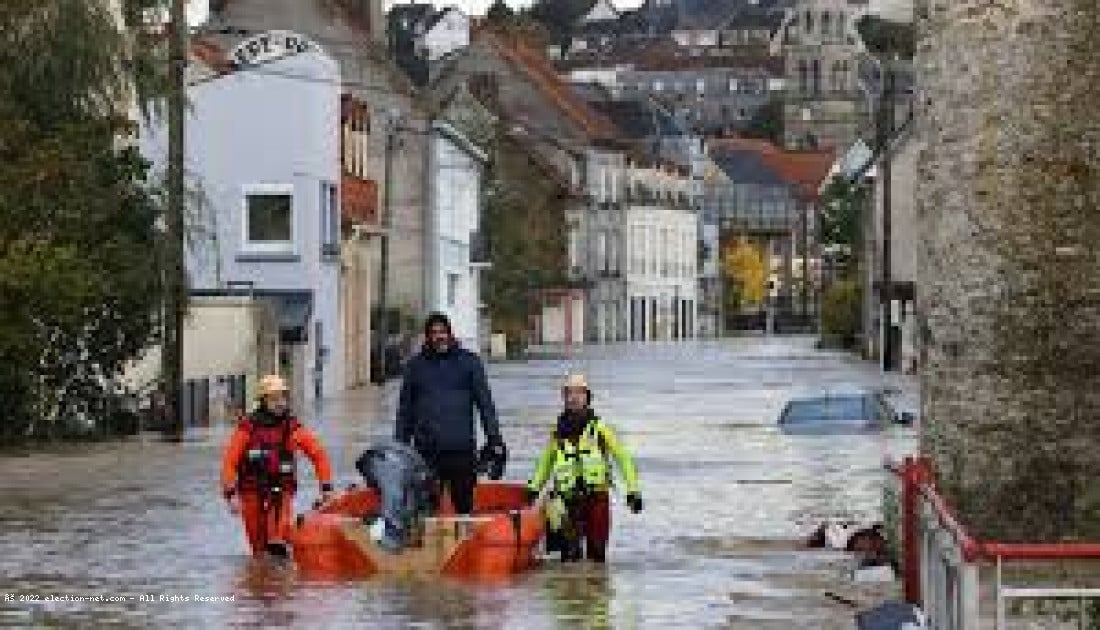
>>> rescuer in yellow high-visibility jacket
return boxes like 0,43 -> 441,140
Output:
526,373 -> 642,562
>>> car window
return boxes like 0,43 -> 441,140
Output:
781,396 -> 870,424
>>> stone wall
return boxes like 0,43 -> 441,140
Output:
917,0 -> 1100,540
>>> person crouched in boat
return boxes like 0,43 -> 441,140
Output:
355,440 -> 437,553
525,373 -> 643,563
220,374 -> 334,558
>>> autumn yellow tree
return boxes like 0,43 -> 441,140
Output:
722,237 -> 767,310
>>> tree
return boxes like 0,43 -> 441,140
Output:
918,0 -> 1100,540
818,177 -> 868,271
0,0 -> 167,443
486,0 -> 515,25
819,279 -> 860,348
480,134 -> 569,352
857,15 -> 915,61
742,98 -> 784,145
722,237 -> 767,310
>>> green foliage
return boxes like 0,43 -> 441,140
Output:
742,98 -> 784,145
440,99 -> 568,353
856,15 -> 915,60
819,177 -> 868,267
481,135 -> 568,348
820,279 -> 861,348
486,0 -> 515,25
0,0 -> 167,443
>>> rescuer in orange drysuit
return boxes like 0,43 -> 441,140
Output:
220,374 -> 334,558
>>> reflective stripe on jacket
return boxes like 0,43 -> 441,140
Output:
527,417 -> 639,496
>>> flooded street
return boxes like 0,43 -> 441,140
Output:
0,336 -> 916,628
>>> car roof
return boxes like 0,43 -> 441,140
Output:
785,387 -> 878,403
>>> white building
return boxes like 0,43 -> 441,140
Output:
574,148 -> 627,344
143,31 -> 344,406
416,7 -> 470,61
425,121 -> 489,353
624,161 -> 699,341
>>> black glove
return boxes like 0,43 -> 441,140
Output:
477,438 -> 508,480
524,487 -> 539,506
626,493 -> 643,514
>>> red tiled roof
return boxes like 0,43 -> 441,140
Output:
477,29 -> 619,141
709,137 -> 782,155
709,137 -> 835,201
760,149 -> 835,201
342,174 -> 378,225
190,38 -> 234,75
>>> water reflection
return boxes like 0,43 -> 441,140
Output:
537,565 -> 613,629
0,337 -> 915,627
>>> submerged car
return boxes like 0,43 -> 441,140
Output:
778,390 -> 915,433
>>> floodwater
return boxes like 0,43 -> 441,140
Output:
0,336 -> 917,628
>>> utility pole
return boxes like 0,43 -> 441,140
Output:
879,61 -> 895,372
163,0 -> 187,441
800,201 -> 809,320
372,125 -> 395,384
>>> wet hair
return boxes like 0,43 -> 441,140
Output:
423,312 -> 452,337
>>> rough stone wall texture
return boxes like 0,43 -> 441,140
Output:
916,0 -> 1100,540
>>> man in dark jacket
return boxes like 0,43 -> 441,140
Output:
396,312 -> 506,514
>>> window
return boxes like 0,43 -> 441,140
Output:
811,58 -> 821,95
568,226 -> 580,270
243,185 -> 294,254
653,80 -> 664,92
696,78 -> 705,94
447,273 -> 460,307
320,181 -> 339,258
609,232 -> 618,273
661,228 -> 669,277
729,78 -> 739,93
797,60 -> 808,94
821,11 -> 831,38
597,231 -> 608,272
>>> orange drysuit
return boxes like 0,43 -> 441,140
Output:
220,413 -> 333,555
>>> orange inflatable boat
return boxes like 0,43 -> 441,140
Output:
290,481 -> 545,580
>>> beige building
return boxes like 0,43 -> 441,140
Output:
773,0 -> 871,151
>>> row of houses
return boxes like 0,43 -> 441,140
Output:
129,0 -> 708,407
129,0 -> 875,409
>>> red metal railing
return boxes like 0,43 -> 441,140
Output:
890,456 -> 1100,607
